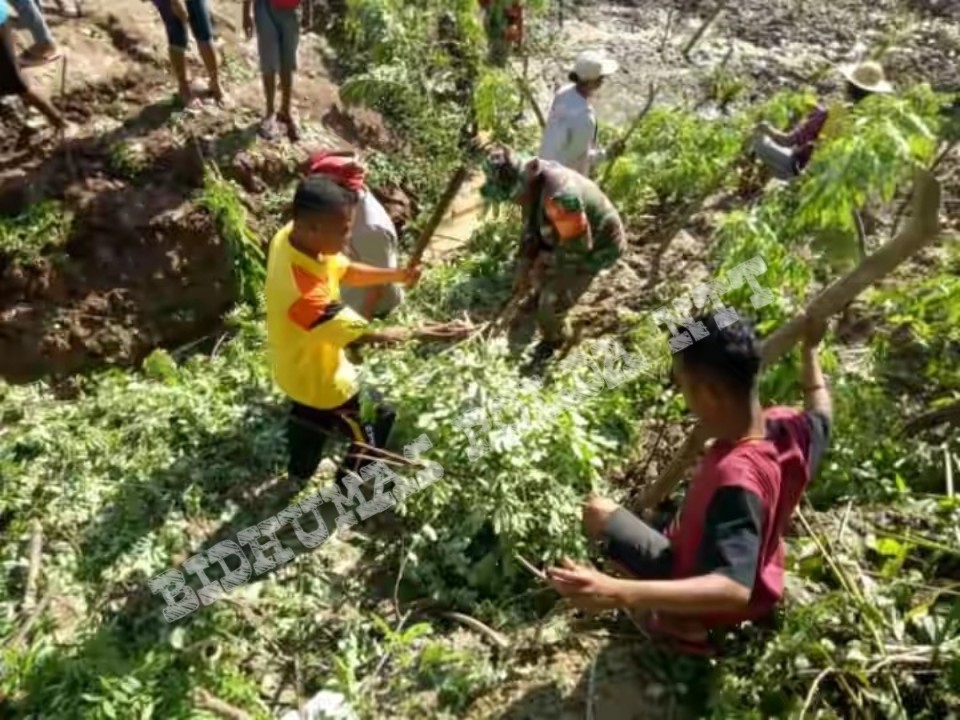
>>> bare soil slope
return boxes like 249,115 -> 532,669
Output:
0,0 -> 389,383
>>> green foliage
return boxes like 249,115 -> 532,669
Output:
3,10 -> 960,718
336,0 -> 536,206
198,166 -> 267,307
713,498 -> 960,719
0,201 -> 72,266
708,87 -> 948,327
800,87 -> 942,235
604,107 -> 745,219
331,614 -> 500,717
871,244 -> 960,398
108,140 -> 149,180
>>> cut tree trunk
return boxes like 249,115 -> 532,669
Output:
637,169 -> 942,509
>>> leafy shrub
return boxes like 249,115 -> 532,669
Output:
0,201 -> 72,267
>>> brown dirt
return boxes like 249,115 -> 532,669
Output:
0,0 -> 398,383
465,628 -> 701,720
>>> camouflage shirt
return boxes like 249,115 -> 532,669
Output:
519,159 -> 626,272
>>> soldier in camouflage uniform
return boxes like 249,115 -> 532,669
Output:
481,145 -> 627,362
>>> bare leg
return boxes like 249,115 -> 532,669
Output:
278,68 -> 299,140
258,71 -> 279,138
168,47 -> 192,105
279,69 -> 293,117
197,42 -> 223,102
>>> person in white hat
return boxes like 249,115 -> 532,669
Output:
538,50 -> 620,177
752,60 -> 893,181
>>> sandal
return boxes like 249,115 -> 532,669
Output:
258,116 -> 280,140
19,45 -> 61,68
278,113 -> 301,142
208,85 -> 230,108
173,92 -> 202,113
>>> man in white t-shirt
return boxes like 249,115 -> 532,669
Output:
305,150 -> 403,319
539,50 -> 619,177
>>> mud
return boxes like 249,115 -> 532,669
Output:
534,0 -> 960,125
0,0 -> 398,383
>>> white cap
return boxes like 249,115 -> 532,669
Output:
571,50 -> 619,82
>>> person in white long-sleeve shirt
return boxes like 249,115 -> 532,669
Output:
539,50 -> 619,177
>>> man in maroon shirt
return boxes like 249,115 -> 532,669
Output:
546,313 -> 832,652
751,60 -> 893,180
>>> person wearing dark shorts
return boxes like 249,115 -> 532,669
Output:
243,0 -> 301,141
149,0 -> 224,107
264,175 -> 431,487
546,313 -> 833,654
0,4 -> 66,130
11,0 -> 60,68
287,390 -> 398,482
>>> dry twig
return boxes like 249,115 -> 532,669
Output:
682,1 -> 729,61
194,689 -> 252,720
515,553 -> 547,582
441,612 -> 510,649
23,518 -> 43,612
585,654 -> 598,720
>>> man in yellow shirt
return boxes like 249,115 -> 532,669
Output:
266,174 -> 420,483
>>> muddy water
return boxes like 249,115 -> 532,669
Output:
530,0 -> 960,126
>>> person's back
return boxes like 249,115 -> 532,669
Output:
341,191 -> 403,319
539,84 -> 596,175
265,221 -> 364,411
538,51 -> 618,177
524,158 -> 625,270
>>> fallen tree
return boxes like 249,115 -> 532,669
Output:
638,168 -> 943,509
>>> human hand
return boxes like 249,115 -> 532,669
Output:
802,314 -> 828,349
403,263 -> 422,289
545,558 -> 622,603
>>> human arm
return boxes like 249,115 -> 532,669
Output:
343,262 -> 419,289
546,560 -> 751,614
242,1 -> 253,39
351,326 -> 410,347
801,316 -> 832,422
759,108 -> 829,148
756,121 -> 792,145
549,485 -> 762,614
350,321 -> 472,347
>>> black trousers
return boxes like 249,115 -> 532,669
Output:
286,391 -> 397,483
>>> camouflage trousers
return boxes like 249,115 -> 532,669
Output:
535,260 -> 599,345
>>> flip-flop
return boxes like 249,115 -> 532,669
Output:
172,94 -> 202,114
19,49 -> 62,68
258,117 -> 280,140
278,114 -> 301,143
